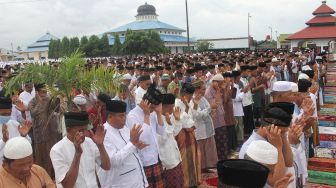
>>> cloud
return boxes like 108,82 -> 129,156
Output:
0,0 -> 335,49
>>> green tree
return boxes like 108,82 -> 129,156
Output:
195,40 -> 213,52
111,33 -> 122,56
61,37 -> 70,56
86,35 -> 101,57
69,37 -> 80,54
48,40 -> 55,58
54,39 -> 62,59
146,30 -> 167,54
122,29 -> 166,55
80,36 -> 89,56
99,34 -> 111,57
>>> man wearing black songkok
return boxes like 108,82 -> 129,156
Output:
98,100 -> 149,187
50,111 -> 110,188
126,84 -> 166,188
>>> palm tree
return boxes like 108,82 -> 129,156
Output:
5,51 -> 121,111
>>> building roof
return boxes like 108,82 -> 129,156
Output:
313,1 -> 335,15
288,1 -> 336,40
137,2 -> 157,16
36,32 -> 59,42
306,15 -> 336,25
26,32 -> 58,52
160,35 -> 193,42
107,20 -> 185,33
287,25 -> 336,40
108,34 -> 193,45
25,46 -> 49,53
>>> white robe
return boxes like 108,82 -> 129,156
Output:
126,105 -> 165,167
134,86 -> 147,105
157,115 -> 182,170
98,123 -> 148,188
50,137 -> 101,188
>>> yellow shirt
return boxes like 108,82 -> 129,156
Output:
0,164 -> 55,188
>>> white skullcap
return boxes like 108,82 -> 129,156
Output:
212,74 -> 224,81
4,137 -> 33,159
246,140 -> 278,165
272,81 -> 292,92
315,56 -> 322,60
272,58 -> 279,62
122,73 -> 132,80
302,65 -> 312,71
291,82 -> 298,92
73,94 -> 87,105
298,73 -> 309,80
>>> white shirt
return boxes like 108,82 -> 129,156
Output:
309,92 -> 318,118
19,90 -> 35,121
291,60 -> 298,74
0,120 -> 31,165
190,97 -> 215,140
232,83 -> 244,117
240,77 -> 253,106
292,135 -> 307,185
19,90 -> 35,105
126,106 -> 165,167
157,116 -> 182,170
175,98 -> 195,129
239,130 -> 266,159
240,130 -> 297,188
50,137 -> 101,188
10,106 -> 25,123
134,86 -> 147,105
98,123 -> 148,188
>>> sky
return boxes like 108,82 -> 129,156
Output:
0,0 -> 335,50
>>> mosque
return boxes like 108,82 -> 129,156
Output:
287,1 -> 336,53
105,2 -> 194,54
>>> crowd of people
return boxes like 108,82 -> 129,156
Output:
0,49 -> 329,188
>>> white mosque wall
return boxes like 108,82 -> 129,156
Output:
290,38 -> 335,52
199,38 -> 249,49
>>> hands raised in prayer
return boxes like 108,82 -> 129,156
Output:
89,124 -> 106,147
265,125 -> 283,149
18,121 -> 32,137
173,107 -> 181,121
11,95 -> 27,112
139,100 -> 151,116
88,113 -> 98,125
74,131 -> 85,154
15,100 -> 28,112
2,124 -> 9,142
130,124 -> 149,150
164,112 -> 172,125
154,104 -> 162,114
288,121 -> 303,145
192,93 -> 202,107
